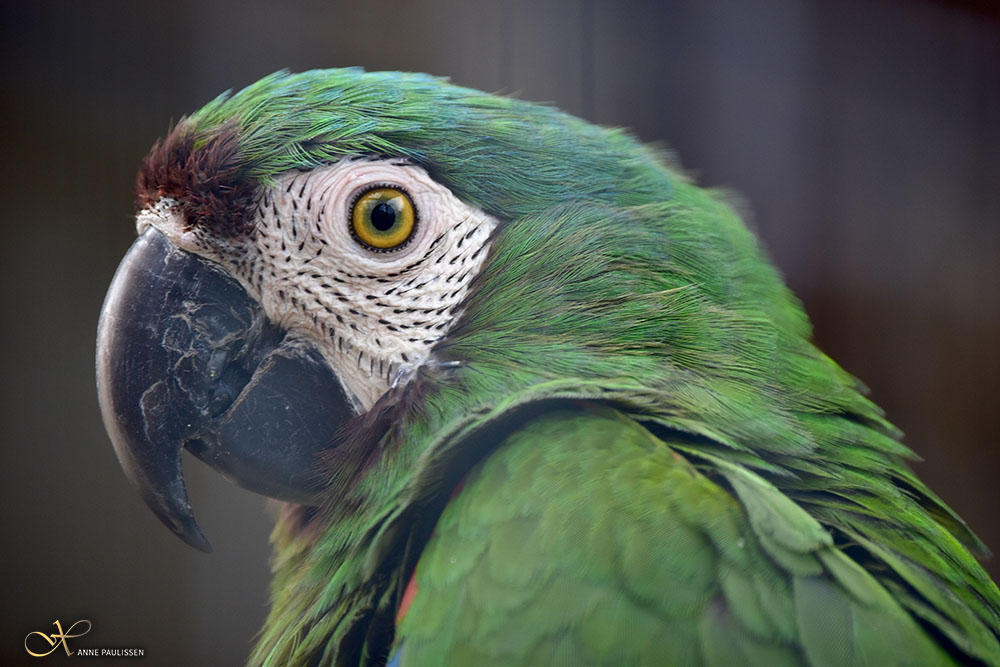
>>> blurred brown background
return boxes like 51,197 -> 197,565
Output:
2,0 -> 998,664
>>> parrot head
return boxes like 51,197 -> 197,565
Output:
97,68 -> 674,551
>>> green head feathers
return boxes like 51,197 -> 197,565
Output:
148,68 -> 669,224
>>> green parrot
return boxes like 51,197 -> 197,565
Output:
96,68 -> 1000,666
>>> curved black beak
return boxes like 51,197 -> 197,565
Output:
96,228 -> 352,551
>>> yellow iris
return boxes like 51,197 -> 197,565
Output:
350,187 -> 417,251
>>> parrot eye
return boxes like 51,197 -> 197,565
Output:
349,186 -> 417,252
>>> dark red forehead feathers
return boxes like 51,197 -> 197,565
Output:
136,122 -> 259,239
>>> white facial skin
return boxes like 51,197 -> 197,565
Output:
137,159 -> 498,411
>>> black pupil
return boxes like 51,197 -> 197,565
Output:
370,200 -> 397,231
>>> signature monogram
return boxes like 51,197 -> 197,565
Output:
24,619 -> 92,657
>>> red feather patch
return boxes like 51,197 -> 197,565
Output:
136,121 -> 258,239
395,474 -> 468,625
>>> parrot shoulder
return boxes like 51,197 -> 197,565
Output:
391,404 -> 954,666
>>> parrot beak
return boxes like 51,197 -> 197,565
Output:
96,228 -> 352,552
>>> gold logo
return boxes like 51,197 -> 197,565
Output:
24,619 -> 92,657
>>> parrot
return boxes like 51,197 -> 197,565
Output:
96,68 -> 1000,666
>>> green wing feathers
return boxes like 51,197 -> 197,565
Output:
395,406 -> 967,666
